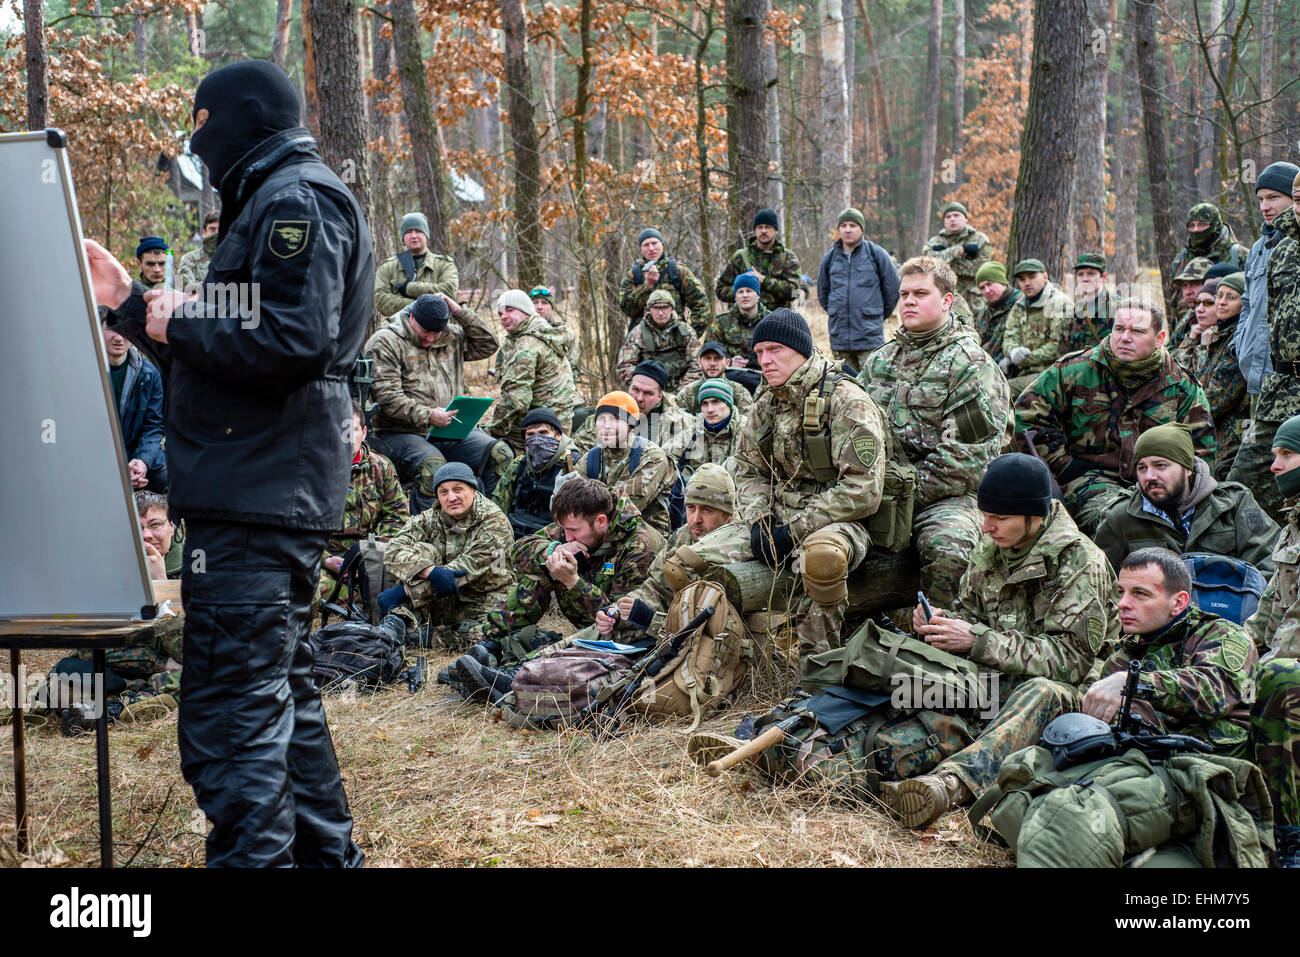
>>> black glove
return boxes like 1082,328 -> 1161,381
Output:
963,242 -> 981,257
751,520 -> 795,568
426,565 -> 468,597
930,243 -> 946,253
626,598 -> 657,630
396,281 -> 409,297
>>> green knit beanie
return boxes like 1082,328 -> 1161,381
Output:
1133,423 -> 1195,471
697,377 -> 736,409
975,261 -> 1008,286
940,201 -> 970,218
1274,415 -> 1300,498
1218,272 -> 1246,295
837,207 -> 866,230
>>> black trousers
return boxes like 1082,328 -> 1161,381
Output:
179,520 -> 364,868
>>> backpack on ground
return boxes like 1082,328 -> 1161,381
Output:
509,643 -> 649,726
322,538 -> 397,626
584,437 -> 686,531
309,620 -> 406,692
1181,552 -> 1267,625
801,616 -> 983,698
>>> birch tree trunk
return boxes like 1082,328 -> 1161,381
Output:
953,0 -> 965,169
818,0 -> 852,240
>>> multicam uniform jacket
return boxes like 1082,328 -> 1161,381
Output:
487,315 -> 577,449
714,236 -> 802,311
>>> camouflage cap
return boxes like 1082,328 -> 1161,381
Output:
1186,202 -> 1223,229
1074,252 -> 1107,272
1013,258 -> 1046,277
1174,257 -> 1213,283
684,463 -> 736,514
647,287 -> 679,310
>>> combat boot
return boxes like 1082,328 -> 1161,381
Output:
1275,826 -> 1300,868
882,770 -> 973,829
464,640 -> 504,669
456,657 -> 515,705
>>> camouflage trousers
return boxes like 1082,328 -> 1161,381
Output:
1228,418 -> 1282,523
939,677 -> 1081,796
396,592 -> 502,652
686,520 -> 872,656
1007,371 -> 1042,398
914,496 -> 983,609
1062,472 -> 1129,537
832,349 -> 876,373
1252,656 -> 1300,827
74,626 -> 184,678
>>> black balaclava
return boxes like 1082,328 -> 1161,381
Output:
190,61 -> 302,189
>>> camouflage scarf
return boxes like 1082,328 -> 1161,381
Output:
1103,338 -> 1165,391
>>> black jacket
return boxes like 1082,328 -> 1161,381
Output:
108,128 -> 374,530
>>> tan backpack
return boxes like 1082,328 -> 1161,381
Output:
627,580 -> 753,729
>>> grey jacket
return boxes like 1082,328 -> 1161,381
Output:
1234,228 -> 1281,395
816,239 -> 900,351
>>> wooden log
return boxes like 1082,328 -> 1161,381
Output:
707,548 -> 922,615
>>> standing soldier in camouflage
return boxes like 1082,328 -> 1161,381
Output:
1229,182 -> 1300,524
373,211 -> 459,318
492,408 -> 577,538
714,208 -> 801,312
486,289 -> 577,453
317,401 -> 411,601
1244,416 -> 1300,866
971,261 -> 1021,365
572,391 -> 677,535
662,309 -> 889,657
1060,252 -> 1119,355
1169,256 -> 1213,347
379,462 -> 515,652
921,201 -> 993,306
1170,202 -> 1250,312
677,341 -> 755,416
616,287 -> 704,392
817,207 -> 901,369
883,455 -> 1118,828
1002,258 -> 1073,393
1175,272 -> 1249,477
674,378 -> 746,483
859,256 -> 1012,608
706,274 -> 769,369
1014,297 -> 1217,536
176,210 -> 220,290
618,227 -> 711,333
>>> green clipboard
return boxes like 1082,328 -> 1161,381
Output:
426,395 -> 495,441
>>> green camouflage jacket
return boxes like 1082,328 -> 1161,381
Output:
858,319 -> 1012,510
364,309 -> 499,434
628,524 -> 694,625
383,492 -> 514,610
1170,227 -> 1249,293
571,438 -> 676,536
175,236 -> 216,290
489,497 -> 665,635
1093,465 -> 1278,578
616,312 -> 704,392
323,442 -> 410,559
714,236 -> 801,311
677,376 -> 755,416
952,501 -> 1118,688
1060,288 -> 1119,355
1256,206 -> 1300,423
1013,339 -> 1217,485
733,353 -> 888,541
550,315 -> 581,383
922,225 -> 993,302
675,412 -> 746,482
373,251 -> 459,318
1246,495 -> 1300,660
973,287 -> 1022,363
571,393 -> 696,457
487,315 -> 577,449
704,304 -> 768,366
1003,280 -> 1073,374
1103,604 -> 1258,752
1174,315 -> 1248,472
618,256 -> 711,332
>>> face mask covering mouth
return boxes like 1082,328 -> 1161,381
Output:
525,434 -> 561,470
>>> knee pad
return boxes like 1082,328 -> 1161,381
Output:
800,531 -> 851,603
417,455 -> 446,495
663,545 -> 707,593
488,439 -> 516,476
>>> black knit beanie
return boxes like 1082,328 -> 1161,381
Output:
751,308 -> 813,358
978,453 -> 1052,518
409,294 -> 450,332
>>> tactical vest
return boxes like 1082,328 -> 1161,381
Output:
753,366 -> 917,551
630,257 -> 685,299
510,462 -> 562,536
639,321 -> 693,386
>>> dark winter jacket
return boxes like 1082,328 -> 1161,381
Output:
112,347 -> 166,472
816,239 -> 900,351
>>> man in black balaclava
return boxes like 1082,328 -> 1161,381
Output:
84,60 -> 373,868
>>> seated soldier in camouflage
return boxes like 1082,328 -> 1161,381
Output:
317,401 -> 410,603
705,274 -> 768,370
378,462 -> 515,652
1014,296 -> 1217,536
675,379 -> 746,483
858,256 -> 1011,608
714,208 -> 801,312
676,341 -> 754,415
1093,423 -> 1277,577
971,261 -> 1022,365
921,201 -> 992,306
492,408 -> 576,538
1002,258 -> 1073,393
570,391 -> 676,535
572,361 -> 695,456
1169,256 -> 1212,348
1175,272 -> 1249,477
663,309 -> 889,658
616,288 -> 704,393
373,211 -> 459,317
882,455 -> 1120,828
453,466 -> 736,702
529,285 -> 579,386
442,476 -> 665,693
1244,415 -> 1300,867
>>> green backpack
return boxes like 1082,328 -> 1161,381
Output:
800,617 -> 984,698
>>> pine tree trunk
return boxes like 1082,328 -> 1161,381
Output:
391,0 -> 449,250
1111,0 -> 1140,284
952,0 -> 965,167
23,0 -> 47,130
764,0 -> 784,215
311,0 -> 371,225
911,0 -> 943,250
302,0 -> 321,136
818,0 -> 852,240
728,0 -> 770,230
273,0 -> 295,69
501,0 -> 544,288
368,3 -> 396,264
1008,0 -> 1086,272
1135,0 -> 1179,294
1069,0 -> 1110,257
1196,0 -> 1223,198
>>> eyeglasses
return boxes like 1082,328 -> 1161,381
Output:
143,520 -> 172,533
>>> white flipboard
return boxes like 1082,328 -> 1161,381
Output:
0,129 -> 156,621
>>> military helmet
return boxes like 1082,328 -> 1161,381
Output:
684,463 -> 736,514
1174,257 -> 1213,283
1041,712 -> 1117,771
